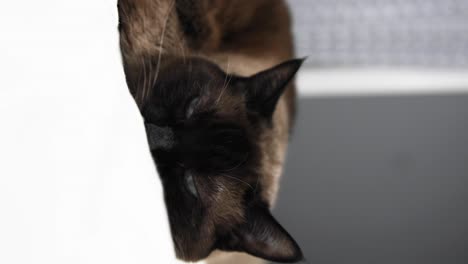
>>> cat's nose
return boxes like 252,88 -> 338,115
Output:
178,124 -> 251,171
145,123 -> 176,150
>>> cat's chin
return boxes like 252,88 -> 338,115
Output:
203,250 -> 265,264
174,237 -> 216,263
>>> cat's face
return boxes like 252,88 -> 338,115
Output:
138,57 -> 303,263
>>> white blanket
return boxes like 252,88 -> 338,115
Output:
0,1 -> 180,263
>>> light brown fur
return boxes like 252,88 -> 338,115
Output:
119,0 -> 187,64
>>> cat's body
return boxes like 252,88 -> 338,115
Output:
118,1 -> 302,263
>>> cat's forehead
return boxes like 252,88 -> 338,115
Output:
162,58 -> 226,84
146,59 -> 228,103
143,58 -> 246,118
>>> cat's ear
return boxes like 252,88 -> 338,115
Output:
219,204 -> 303,263
244,58 -> 305,118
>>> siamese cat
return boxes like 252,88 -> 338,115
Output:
118,0 -> 304,263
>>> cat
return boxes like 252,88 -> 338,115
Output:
118,1 -> 304,263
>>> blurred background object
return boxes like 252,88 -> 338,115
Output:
273,1 -> 468,263
290,0 -> 468,67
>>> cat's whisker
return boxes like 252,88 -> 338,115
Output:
222,57 -> 230,87
215,57 -> 231,106
117,3 -> 129,26
144,56 -> 151,103
148,57 -> 153,98
137,56 -> 146,104
219,174 -> 254,191
178,36 -> 187,63
207,176 -> 214,184
219,152 -> 249,173
253,173 -> 260,193
148,56 -> 156,99
142,56 -> 147,102
194,81 -> 201,90
215,76 -> 229,107
152,0 -> 175,91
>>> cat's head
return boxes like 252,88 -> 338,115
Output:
133,56 -> 304,262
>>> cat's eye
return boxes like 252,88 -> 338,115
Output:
185,97 -> 199,119
184,171 -> 198,198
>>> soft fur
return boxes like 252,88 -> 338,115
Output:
118,1 -> 303,263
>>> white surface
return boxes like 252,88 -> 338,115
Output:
0,1 -> 181,264
297,68 -> 468,97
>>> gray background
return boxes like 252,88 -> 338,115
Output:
273,1 -> 468,263
288,0 -> 468,67
274,96 -> 468,264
